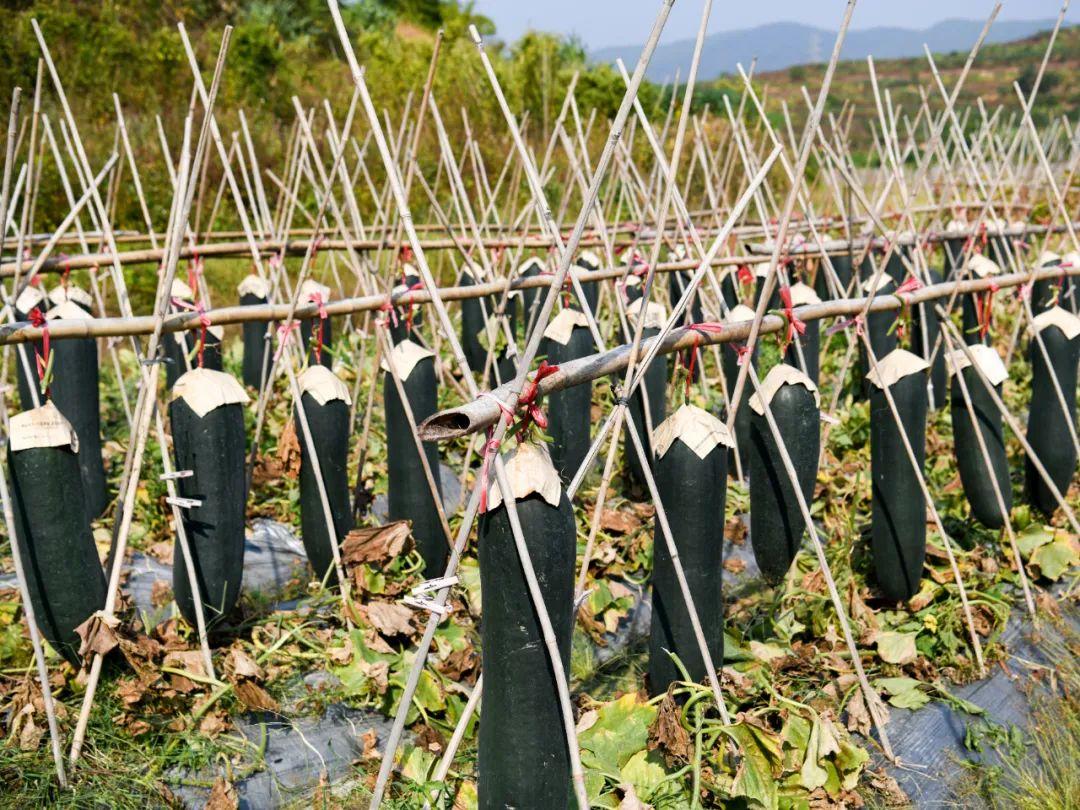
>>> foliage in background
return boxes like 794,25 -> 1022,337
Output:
0,0 -> 661,234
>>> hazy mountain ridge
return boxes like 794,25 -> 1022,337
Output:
591,18 -> 1068,80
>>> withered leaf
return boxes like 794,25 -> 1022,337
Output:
845,687 -> 872,737
360,601 -> 415,638
234,680 -> 279,712
117,633 -> 164,680
360,727 -> 380,760
437,646 -> 479,684
147,541 -> 174,565
199,714 -> 227,738
617,784 -> 652,810
205,778 -> 238,810
341,521 -> 413,567
277,419 -> 301,479
75,612 -> 121,658
224,647 -> 264,682
116,677 -> 150,707
600,508 -> 640,535
648,689 -> 692,763
723,557 -> 747,574
724,517 -> 747,545
162,650 -> 208,693
414,724 -> 445,753
151,580 -> 173,607
252,455 -> 286,486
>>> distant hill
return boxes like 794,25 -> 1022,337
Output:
591,18 -> 1068,81
700,26 -> 1080,155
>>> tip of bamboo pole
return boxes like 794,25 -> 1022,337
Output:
419,410 -> 473,441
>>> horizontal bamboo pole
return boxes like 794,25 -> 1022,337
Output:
8,216 -> 1073,280
0,254 -> 760,343
419,263 -> 1079,440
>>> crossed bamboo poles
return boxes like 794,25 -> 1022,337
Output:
0,0 -> 1076,799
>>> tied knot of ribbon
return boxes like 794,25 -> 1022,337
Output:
894,277 -> 922,340
827,314 -> 864,337
517,361 -> 560,434
187,253 -> 204,295
59,254 -> 71,289
171,297 -> 213,367
682,322 -> 724,397
476,393 -> 514,514
778,286 -> 807,349
308,292 -> 329,363
399,244 -> 414,265
28,309 -> 50,396
737,264 -> 754,286
896,276 -> 923,296
311,235 -> 328,262
274,321 -> 301,362
975,281 -> 1000,339
378,297 -> 399,329
400,281 -> 424,333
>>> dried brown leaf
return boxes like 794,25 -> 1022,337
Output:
724,517 -> 747,545
277,420 -> 301,479
116,677 -> 150,707
147,541 -> 174,565
617,784 -> 652,810
199,713 -> 228,738
600,508 -> 640,535
648,689 -> 692,763
234,680 -> 279,712
162,650 -> 208,693
117,633 -> 164,680
360,727 -> 380,760
341,521 -> 414,568
437,646 -> 480,685
252,455 -> 285,486
15,707 -> 43,751
224,647 -> 264,682
723,557 -> 747,574
360,601 -> 415,638
845,687 -> 872,737
151,580 -> 173,608
74,612 -> 121,658
205,778 -> 238,810
414,724 -> 445,753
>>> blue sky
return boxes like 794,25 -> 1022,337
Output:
471,1 -> 1079,51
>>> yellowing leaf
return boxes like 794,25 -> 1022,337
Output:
875,631 -> 918,664
1028,535 -> 1079,581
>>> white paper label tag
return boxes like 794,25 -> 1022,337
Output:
166,496 -> 202,509
411,575 -> 459,595
160,470 -> 194,481
402,595 -> 452,617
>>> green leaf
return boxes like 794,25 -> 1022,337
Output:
835,737 -> 870,789
414,669 -> 446,713
749,641 -> 788,663
400,745 -> 435,783
876,677 -> 922,695
619,750 -> 667,798
1016,523 -> 1055,556
876,631 -> 918,664
578,693 -> 657,775
798,718 -> 829,792
875,676 -> 930,709
722,719 -> 782,809
885,686 -> 928,708
875,676 -> 931,709
1029,535 -> 1079,581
